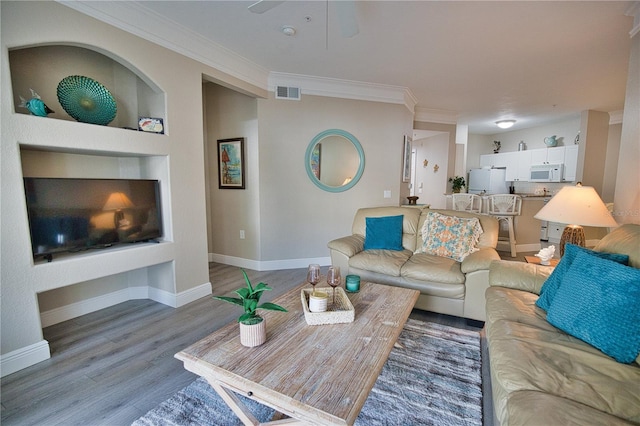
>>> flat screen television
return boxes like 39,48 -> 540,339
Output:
23,177 -> 163,261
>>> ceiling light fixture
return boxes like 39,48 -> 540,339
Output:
282,26 -> 296,36
495,120 -> 516,129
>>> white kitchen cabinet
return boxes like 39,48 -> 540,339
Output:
530,147 -> 565,165
563,145 -> 579,181
505,151 -> 532,181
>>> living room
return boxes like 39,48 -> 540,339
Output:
1,2 -> 639,421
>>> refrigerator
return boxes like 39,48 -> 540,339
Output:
468,168 -> 509,194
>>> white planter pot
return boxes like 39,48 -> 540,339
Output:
239,318 -> 266,347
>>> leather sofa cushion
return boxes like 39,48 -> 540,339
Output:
401,252 -> 465,284
486,287 -> 640,424
349,249 -> 412,277
506,391 -> 637,426
594,224 -> 640,268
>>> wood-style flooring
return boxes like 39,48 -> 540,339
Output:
1,263 -> 481,425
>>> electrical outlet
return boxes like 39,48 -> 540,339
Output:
239,230 -> 245,239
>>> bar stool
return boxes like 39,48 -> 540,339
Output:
487,194 -> 522,257
451,193 -> 482,213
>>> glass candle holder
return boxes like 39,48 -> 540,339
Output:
345,275 -> 360,292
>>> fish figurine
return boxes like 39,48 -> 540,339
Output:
19,89 -> 54,117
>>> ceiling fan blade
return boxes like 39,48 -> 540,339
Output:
248,0 -> 285,14
335,0 -> 359,38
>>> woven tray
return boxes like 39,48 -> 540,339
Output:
301,287 -> 355,326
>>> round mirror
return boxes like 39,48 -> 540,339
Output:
305,129 -> 365,192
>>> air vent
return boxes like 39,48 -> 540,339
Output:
275,86 -> 301,100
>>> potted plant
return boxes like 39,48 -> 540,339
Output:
449,176 -> 466,193
214,269 -> 288,347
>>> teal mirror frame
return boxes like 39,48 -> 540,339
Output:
305,129 -> 365,192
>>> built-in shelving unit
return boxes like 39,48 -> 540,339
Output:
9,43 -> 176,315
9,45 -> 166,132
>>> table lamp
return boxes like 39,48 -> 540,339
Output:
534,183 -> 617,256
103,192 -> 134,228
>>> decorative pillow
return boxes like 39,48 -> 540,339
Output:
417,212 -> 483,262
364,215 -> 404,251
546,251 -> 640,363
536,244 -> 629,311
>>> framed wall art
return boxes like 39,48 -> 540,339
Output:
402,135 -> 412,182
217,138 -> 245,189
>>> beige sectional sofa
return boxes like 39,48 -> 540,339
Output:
484,224 -> 640,425
328,206 -> 500,321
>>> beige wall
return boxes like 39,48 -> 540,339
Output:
257,94 -> 414,262
613,30 -> 640,224
412,133 -> 450,208
204,83 -> 261,261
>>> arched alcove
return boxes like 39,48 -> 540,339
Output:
9,44 -> 166,131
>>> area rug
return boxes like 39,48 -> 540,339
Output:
133,319 -> 482,426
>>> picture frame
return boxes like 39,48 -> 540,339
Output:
217,138 -> 245,189
402,135 -> 412,182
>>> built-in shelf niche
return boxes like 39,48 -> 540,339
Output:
9,44 -> 166,132
20,147 -> 173,250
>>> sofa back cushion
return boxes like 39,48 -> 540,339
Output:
417,209 -> 499,250
352,207 -> 422,251
594,224 -> 640,268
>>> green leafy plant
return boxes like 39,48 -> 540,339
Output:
448,176 -> 466,192
214,269 -> 288,325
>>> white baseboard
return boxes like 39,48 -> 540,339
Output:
0,340 -> 50,378
39,282 -> 212,327
148,282 -> 212,308
209,253 -> 331,271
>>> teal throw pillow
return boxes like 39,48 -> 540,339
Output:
546,251 -> 640,363
364,215 -> 404,251
535,244 -> 629,311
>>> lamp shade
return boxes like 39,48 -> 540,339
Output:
103,192 -> 134,210
534,185 -> 617,227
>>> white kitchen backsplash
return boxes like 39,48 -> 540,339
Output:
512,181 -> 571,196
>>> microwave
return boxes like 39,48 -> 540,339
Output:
530,164 -> 564,182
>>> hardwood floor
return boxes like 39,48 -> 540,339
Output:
0,263 -> 480,426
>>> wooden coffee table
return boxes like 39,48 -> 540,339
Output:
175,281 -> 419,425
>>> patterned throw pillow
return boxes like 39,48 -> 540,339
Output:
536,244 -> 629,311
546,251 -> 640,364
417,212 -> 483,262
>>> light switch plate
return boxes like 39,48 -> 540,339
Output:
383,190 -> 391,198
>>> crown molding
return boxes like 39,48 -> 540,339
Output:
57,1 -> 418,111
413,107 -> 458,125
609,110 -> 624,125
57,1 -> 270,90
268,73 -> 417,112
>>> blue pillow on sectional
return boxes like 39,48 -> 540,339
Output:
535,244 -> 629,311
546,251 -> 640,363
364,215 -> 404,251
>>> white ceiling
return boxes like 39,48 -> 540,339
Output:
66,1 -> 635,134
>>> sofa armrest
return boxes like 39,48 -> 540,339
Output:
461,247 -> 501,274
327,235 -> 364,258
489,260 -> 553,295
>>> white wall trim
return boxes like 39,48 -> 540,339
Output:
414,107 -> 459,125
39,283 -> 212,327
0,340 -> 50,378
268,72 -> 417,113
209,253 -> 332,271
609,110 -> 624,125
58,1 -> 270,90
